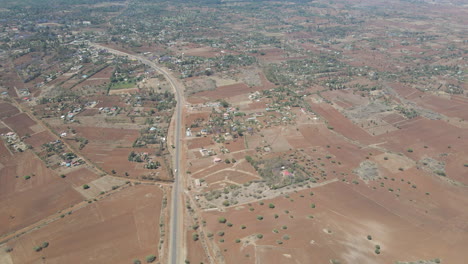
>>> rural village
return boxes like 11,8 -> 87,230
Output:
0,0 -> 467,264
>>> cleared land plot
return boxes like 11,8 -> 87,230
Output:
3,113 -> 37,137
202,180 -> 468,264
0,150 -> 84,236
4,185 -> 164,264
0,103 -> 20,119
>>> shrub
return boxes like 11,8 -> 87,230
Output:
259,202 -> 264,205
218,231 -> 224,237
5,247 -> 13,253
235,239 -> 241,243
227,222 -> 233,227
241,225 -> 246,229
274,214 -> 279,219
367,235 -> 372,240
268,203 -> 275,209
33,246 -> 42,252
282,225 -> 287,230
218,217 -> 227,224
133,259 -> 142,264
222,200 -> 230,206
192,233 -> 199,241
83,184 -> 90,189
310,204 -> 316,208
407,149 -> 413,153
24,175 -> 31,180
42,242 -> 49,248
256,234 -> 263,239
145,255 -> 156,263
283,235 -> 290,240
374,249 -> 380,254
60,174 -> 66,178
207,232 -> 213,238
257,216 -> 263,220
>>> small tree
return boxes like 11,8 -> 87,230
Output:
192,233 -> 199,241
269,203 -> 275,209
218,217 -> 227,224
133,260 -> 142,264
145,255 -> 156,263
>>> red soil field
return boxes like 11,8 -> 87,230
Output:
193,82 -> 253,100
0,103 -> 20,119
23,130 -> 56,149
417,94 -> 468,120
63,167 -> 101,187
5,185 -> 164,264
0,150 -> 84,236
187,136 -> 214,150
189,72 -> 274,104
202,179 -> 468,264
3,113 -> 37,137
309,102 -> 374,144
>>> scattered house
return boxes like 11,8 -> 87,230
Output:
282,170 -> 292,177
200,148 -> 215,157
213,157 -> 222,163
194,179 -> 201,187
159,56 -> 171,62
